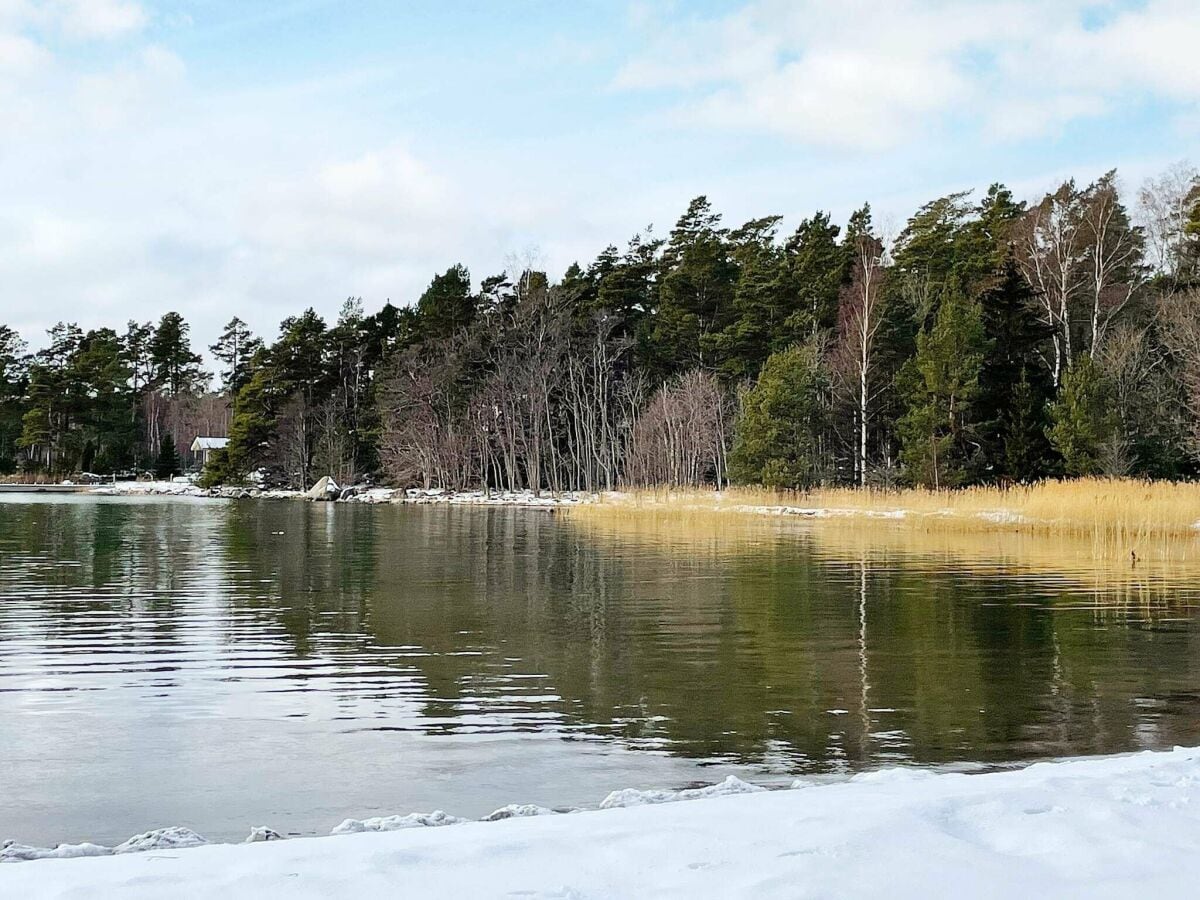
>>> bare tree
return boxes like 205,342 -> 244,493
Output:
1156,290 -> 1200,461
1080,171 -> 1146,359
1016,181 -> 1087,387
624,370 -> 731,488
835,231 -> 888,485
277,394 -> 314,490
312,399 -> 357,485
1138,161 -> 1199,287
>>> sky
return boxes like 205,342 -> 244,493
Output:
2,0 -> 1199,354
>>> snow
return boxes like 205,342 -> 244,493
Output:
345,487 -> 591,507
112,827 -> 208,854
90,480 -> 208,497
480,804 -> 558,821
599,775 -> 765,809
83,482 -> 591,507
329,811 -> 466,834
1,827 -> 207,863
4,748 -> 1200,899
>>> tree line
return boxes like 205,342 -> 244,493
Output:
3,162 -> 1200,491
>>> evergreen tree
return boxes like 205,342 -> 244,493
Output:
899,285 -> 990,488
597,232 -> 661,347
1002,368 -> 1055,481
892,192 -> 974,328
707,216 -> 786,377
149,312 -> 207,395
214,309 -> 329,486
122,320 -> 155,395
783,211 -> 849,336
416,265 -> 475,339
977,258 -> 1055,479
1047,355 -> 1115,476
730,339 -> 832,488
154,433 -> 181,479
646,197 -> 737,376
210,317 -> 263,395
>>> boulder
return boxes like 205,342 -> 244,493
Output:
305,476 -> 340,501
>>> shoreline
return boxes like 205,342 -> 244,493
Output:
3,747 -> 1198,898
77,482 -> 594,508
12,478 -> 1200,549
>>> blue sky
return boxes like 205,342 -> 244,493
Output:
2,0 -> 1199,352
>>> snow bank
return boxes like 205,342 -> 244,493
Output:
345,487 -> 591,507
85,482 -> 591,508
5,747 -> 1200,898
480,804 -> 557,821
330,811 -> 466,834
599,774 -> 765,809
1,827 -> 207,863
112,827 -> 207,854
89,480 -> 208,497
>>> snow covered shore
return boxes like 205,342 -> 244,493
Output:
85,481 -> 591,507
4,748 -> 1200,898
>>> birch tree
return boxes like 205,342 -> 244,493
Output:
835,206 -> 888,485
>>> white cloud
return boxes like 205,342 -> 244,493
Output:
614,0 -> 1200,150
74,43 -> 182,126
0,30 -> 48,74
47,0 -> 146,40
2,0 -> 1197,361
245,145 -> 458,262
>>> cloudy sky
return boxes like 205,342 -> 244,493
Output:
3,0 -> 1199,353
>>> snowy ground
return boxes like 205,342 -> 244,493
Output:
3,748 -> 1199,898
85,481 -> 591,507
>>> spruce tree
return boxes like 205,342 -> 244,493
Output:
899,285 -> 990,488
1002,368 -> 1054,481
977,258 -> 1055,480
154,433 -> 181,479
1047,355 -> 1115,476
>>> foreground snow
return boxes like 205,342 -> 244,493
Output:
4,749 -> 1200,899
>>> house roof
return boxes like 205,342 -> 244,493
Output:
190,437 -> 229,451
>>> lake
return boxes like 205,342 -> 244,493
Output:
2,495 -> 1199,846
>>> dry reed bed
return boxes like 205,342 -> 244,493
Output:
572,479 -> 1200,569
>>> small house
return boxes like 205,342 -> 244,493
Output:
190,436 -> 229,468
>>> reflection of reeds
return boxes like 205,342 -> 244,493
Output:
570,479 -> 1200,576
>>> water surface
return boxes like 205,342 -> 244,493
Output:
2,496 -> 1199,845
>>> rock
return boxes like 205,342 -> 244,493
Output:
244,826 -> 283,843
338,486 -> 358,501
304,476 -> 340,501
238,491 -> 251,500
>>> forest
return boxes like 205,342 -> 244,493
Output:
2,162 -> 1200,492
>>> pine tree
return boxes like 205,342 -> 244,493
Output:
730,339 -> 831,488
149,312 -> 207,395
210,317 -> 263,395
416,265 -> 475,339
646,197 -> 737,376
